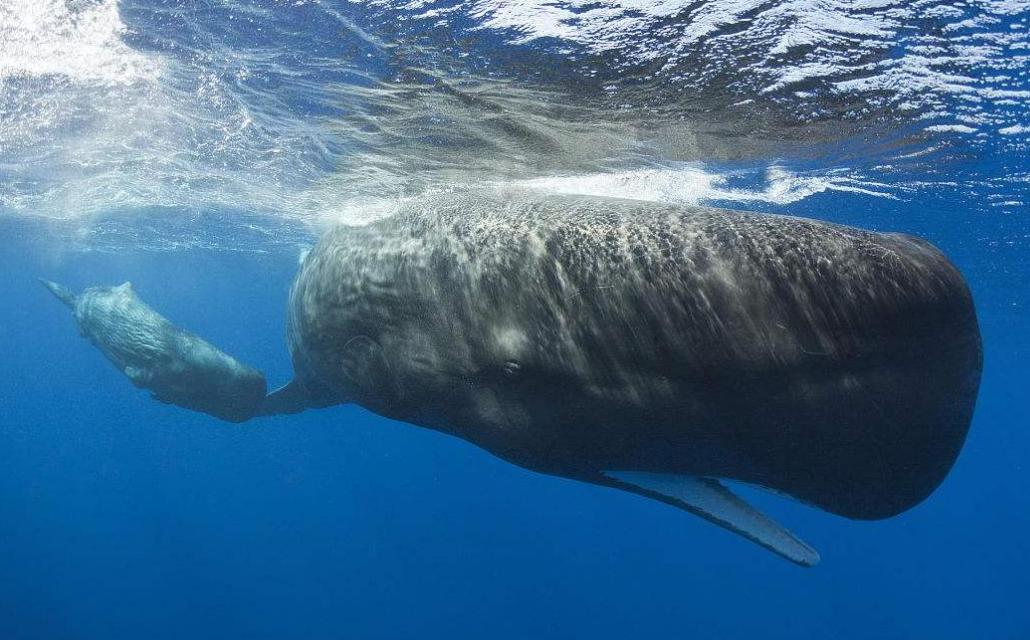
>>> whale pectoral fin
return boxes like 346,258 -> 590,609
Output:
601,471 -> 820,567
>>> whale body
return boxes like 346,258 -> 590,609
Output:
45,190 -> 983,565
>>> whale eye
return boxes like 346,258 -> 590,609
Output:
501,360 -> 521,378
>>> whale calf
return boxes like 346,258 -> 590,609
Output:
42,280 -> 266,422
45,189 -> 983,565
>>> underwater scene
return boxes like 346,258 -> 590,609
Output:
1,0 -> 1029,637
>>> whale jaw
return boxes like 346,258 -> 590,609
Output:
601,470 -> 820,567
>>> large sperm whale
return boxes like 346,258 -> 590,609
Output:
44,189 -> 982,566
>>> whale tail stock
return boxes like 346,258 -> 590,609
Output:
40,277 -> 316,422
40,279 -> 76,307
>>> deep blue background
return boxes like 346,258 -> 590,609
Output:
1,180 -> 1028,639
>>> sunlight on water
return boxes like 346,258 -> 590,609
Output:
0,0 -> 1027,249
0,0 -> 155,84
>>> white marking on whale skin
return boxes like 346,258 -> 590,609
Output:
492,326 -> 529,358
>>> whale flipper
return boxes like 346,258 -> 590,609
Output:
602,471 -> 820,567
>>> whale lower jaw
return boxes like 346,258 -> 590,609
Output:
601,470 -> 820,567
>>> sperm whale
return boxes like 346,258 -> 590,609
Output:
44,189 -> 983,566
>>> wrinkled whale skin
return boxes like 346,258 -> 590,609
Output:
286,190 -> 982,521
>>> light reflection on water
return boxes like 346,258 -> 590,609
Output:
0,0 -> 1026,249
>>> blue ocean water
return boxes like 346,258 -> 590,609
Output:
1,1 -> 1029,638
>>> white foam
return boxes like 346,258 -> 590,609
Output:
506,165 -> 896,207
926,124 -> 979,133
508,167 -> 721,204
0,0 -> 158,85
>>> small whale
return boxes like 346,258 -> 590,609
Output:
44,189 -> 983,566
42,279 -> 266,423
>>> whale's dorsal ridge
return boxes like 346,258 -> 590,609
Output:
602,470 -> 820,567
